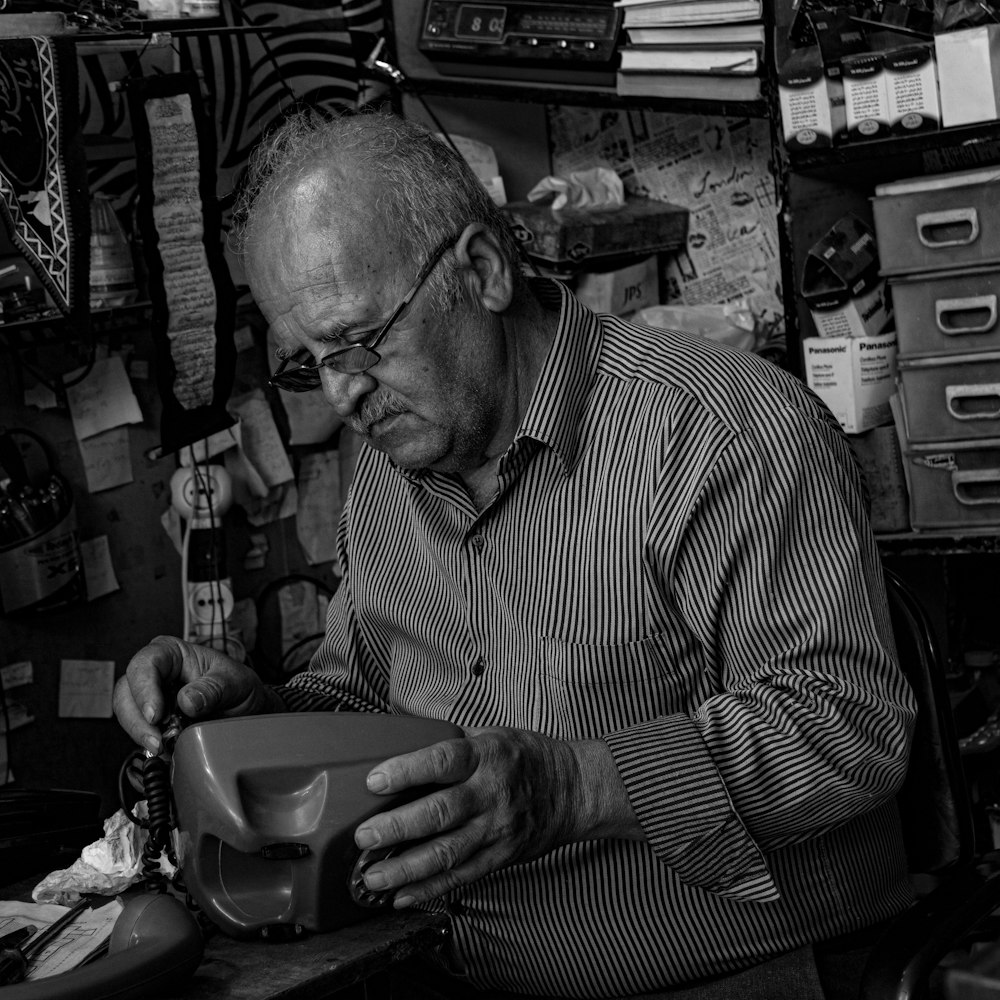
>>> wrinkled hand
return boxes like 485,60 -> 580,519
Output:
354,726 -> 641,908
113,635 -> 285,754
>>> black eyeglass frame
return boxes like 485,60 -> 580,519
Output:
267,235 -> 456,393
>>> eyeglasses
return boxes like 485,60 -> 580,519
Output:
268,235 -> 455,393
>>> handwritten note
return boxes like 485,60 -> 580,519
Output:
58,660 -> 115,718
80,535 -> 120,600
78,426 -> 133,493
229,390 -> 294,488
295,450 -> 340,566
65,356 -> 143,441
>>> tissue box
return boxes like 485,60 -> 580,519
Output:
802,331 -> 898,434
503,198 -> 689,266
935,25 -> 1000,127
573,255 -> 659,316
801,213 -> 892,339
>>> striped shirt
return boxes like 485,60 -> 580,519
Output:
280,279 -> 917,998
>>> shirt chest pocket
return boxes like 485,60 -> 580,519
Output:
532,632 -> 697,739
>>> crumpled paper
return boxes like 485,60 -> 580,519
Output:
32,805 -> 177,905
526,167 -> 625,213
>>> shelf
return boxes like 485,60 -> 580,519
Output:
786,121 -> 1000,172
0,301 -> 152,350
877,529 -> 1000,556
404,77 -> 769,119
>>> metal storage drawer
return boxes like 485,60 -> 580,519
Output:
872,167 -> 1000,276
891,266 -> 1000,356
897,351 -> 1000,442
904,437 -> 1000,529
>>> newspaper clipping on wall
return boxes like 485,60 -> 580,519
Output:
547,107 -> 784,358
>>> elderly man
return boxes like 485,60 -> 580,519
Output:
114,109 -> 915,1000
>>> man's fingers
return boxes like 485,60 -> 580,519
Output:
366,737 -> 474,794
112,676 -> 163,753
356,785 -> 472,848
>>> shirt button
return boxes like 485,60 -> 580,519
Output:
470,534 -> 485,553
471,657 -> 485,677
447,901 -> 466,916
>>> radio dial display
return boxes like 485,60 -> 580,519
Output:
455,5 -> 507,41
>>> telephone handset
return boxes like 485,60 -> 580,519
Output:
0,893 -> 203,1000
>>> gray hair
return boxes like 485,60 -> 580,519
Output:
232,108 -> 526,306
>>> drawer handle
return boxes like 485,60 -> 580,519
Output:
946,383 -> 1000,420
936,294 -> 998,335
953,468 -> 1000,506
916,207 -> 980,249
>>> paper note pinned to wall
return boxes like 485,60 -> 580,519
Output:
296,450 -> 340,565
79,426 -> 134,493
80,535 -> 120,600
65,356 -> 143,440
59,660 -> 115,718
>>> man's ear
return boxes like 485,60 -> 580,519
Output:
453,223 -> 513,314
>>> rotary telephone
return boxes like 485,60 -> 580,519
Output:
2,712 -> 459,996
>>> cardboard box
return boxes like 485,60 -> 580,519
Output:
803,331 -> 898,434
778,44 -> 839,150
842,50 -> 890,142
801,213 -> 892,338
573,255 -> 659,317
883,41 -> 940,135
503,197 -> 689,267
935,25 -> 1000,128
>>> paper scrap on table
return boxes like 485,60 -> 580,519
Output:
80,535 -> 120,600
295,450 -> 340,565
58,660 -> 115,718
0,898 -> 124,979
64,356 -> 143,441
78,426 -> 133,493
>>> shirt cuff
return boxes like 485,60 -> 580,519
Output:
603,716 -> 778,902
273,672 -> 382,714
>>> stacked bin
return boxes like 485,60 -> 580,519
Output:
872,166 -> 1000,530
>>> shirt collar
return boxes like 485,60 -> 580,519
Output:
514,277 -> 601,475
396,277 -> 602,483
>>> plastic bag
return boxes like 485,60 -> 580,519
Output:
634,302 -> 759,352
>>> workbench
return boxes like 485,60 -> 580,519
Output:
2,874 -> 451,1000
168,907 -> 451,999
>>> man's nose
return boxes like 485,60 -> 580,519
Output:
320,367 -> 375,417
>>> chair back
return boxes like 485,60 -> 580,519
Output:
883,566 -> 975,876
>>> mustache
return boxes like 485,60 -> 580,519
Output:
347,393 -> 407,434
